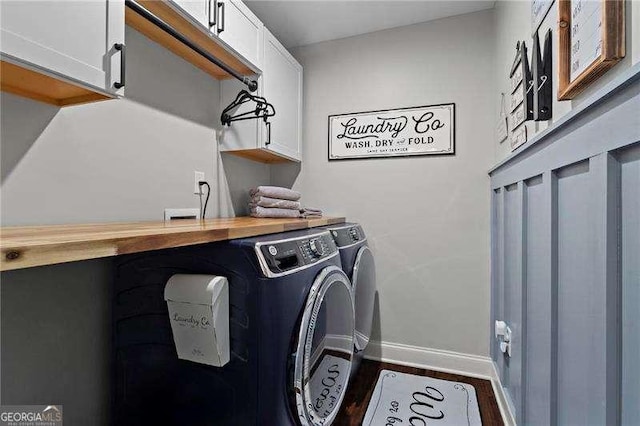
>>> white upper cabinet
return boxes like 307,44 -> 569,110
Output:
261,28 -> 302,160
0,0 -> 125,99
168,0 -> 262,71
214,0 -> 263,70
219,27 -> 302,163
171,0 -> 211,28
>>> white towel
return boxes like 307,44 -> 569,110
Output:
250,186 -> 301,201
250,206 -> 301,219
300,207 -> 323,218
250,196 -> 301,210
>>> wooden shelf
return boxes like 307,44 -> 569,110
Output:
126,0 -> 254,80
224,148 -> 300,164
0,216 -> 344,271
0,60 -> 111,107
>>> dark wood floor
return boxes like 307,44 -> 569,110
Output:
334,359 -> 504,426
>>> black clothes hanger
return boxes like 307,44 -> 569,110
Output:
220,90 -> 276,126
220,90 -> 276,145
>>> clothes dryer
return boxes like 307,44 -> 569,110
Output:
322,223 -> 376,375
113,229 -> 355,426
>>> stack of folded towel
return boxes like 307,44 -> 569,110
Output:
249,186 -> 323,219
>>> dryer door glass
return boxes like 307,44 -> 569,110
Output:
352,246 -> 376,352
294,266 -> 355,426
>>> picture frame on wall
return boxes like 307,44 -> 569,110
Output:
327,104 -> 455,161
531,0 -> 555,35
497,93 -> 509,143
509,41 -> 533,132
558,0 -> 625,100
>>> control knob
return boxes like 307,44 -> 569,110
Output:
309,238 -> 324,257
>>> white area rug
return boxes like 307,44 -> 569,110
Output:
363,370 -> 482,426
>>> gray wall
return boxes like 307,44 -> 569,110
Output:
490,68 -> 640,425
0,27 -> 270,424
276,9 -> 496,357
1,260 -> 113,424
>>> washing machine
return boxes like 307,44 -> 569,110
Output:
322,223 -> 376,375
113,229 -> 356,426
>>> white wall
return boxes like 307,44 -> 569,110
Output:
0,27 -> 270,423
276,9 -> 496,358
494,0 -> 640,163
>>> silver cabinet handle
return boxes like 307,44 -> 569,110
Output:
265,121 -> 271,145
217,1 -> 225,34
208,0 -> 217,28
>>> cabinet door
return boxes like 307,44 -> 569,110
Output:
261,29 -> 302,161
0,0 -> 125,96
171,0 -> 210,29
215,0 -> 263,70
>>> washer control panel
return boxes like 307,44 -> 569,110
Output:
257,232 -> 337,275
329,224 -> 366,247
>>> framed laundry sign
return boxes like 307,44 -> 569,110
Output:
328,103 -> 455,160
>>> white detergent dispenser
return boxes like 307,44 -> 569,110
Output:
164,274 -> 230,367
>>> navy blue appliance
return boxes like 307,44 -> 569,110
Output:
113,229 -> 355,426
322,223 -> 376,375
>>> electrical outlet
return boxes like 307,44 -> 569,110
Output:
165,208 -> 199,221
194,171 -> 205,194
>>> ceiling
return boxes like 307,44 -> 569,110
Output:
245,1 -> 496,49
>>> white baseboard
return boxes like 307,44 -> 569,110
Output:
489,359 -> 517,426
363,340 -> 516,425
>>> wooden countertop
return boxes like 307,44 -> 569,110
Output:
0,216 -> 345,271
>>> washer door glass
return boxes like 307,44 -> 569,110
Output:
294,266 -> 355,426
352,246 -> 376,352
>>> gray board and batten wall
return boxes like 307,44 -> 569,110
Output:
489,62 -> 640,425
